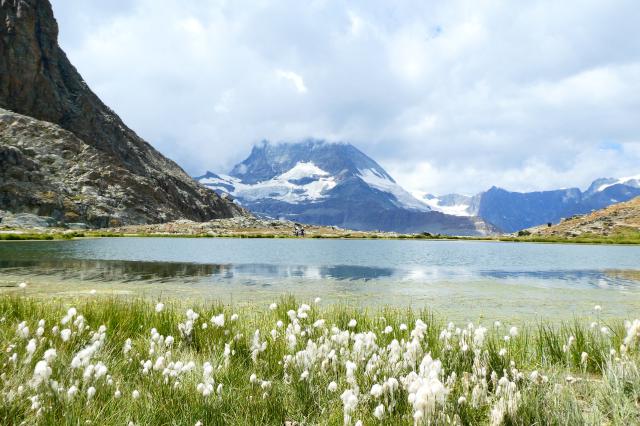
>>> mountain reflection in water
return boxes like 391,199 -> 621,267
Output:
0,259 -> 397,282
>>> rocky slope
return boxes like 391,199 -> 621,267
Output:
525,196 -> 640,238
0,0 -> 243,227
197,140 -> 497,236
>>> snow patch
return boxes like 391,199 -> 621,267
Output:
358,169 -> 430,211
199,162 -> 336,204
279,162 -> 329,180
596,174 -> 640,192
420,197 -> 473,216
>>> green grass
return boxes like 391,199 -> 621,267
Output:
0,232 -> 83,241
2,227 -> 640,244
499,232 -> 640,245
0,295 -> 638,425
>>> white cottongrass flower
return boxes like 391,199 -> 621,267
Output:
61,307 -> 77,325
499,348 -> 507,357
314,297 -> 321,304
132,390 -> 140,399
300,370 -> 309,381
19,282 -> 27,289
348,319 -> 357,328
581,352 -> 588,365
328,381 -> 338,392
155,302 -> 165,313
340,389 -> 358,425
26,338 -> 37,356
458,396 -> 467,404
43,348 -> 57,363
623,319 -> 640,347
17,321 -> 29,339
370,383 -> 383,398
87,386 -> 96,399
123,338 -> 132,354
250,373 -> 258,384
405,354 -> 448,421
509,326 -> 518,337
230,314 -> 239,321
269,303 -> 278,311
67,385 -> 78,400
60,328 -> 72,342
29,395 -> 40,411
594,305 -> 602,312
30,360 -> 52,388
211,314 -> 225,328
384,325 -> 393,334
90,289 -> 97,295
399,323 -> 408,331
374,403 -> 385,419
114,390 -> 122,398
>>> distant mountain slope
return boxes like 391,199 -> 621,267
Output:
0,0 -> 242,226
197,140 -> 496,235
526,196 -> 640,238
418,178 -> 640,233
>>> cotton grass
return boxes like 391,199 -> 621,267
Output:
0,295 -> 638,425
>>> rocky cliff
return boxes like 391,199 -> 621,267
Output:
0,0 -> 243,226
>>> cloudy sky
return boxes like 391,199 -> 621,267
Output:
51,0 -> 640,195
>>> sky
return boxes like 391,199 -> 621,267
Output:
50,0 -> 640,195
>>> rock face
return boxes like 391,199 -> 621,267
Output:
197,140 -> 497,236
0,0 -> 243,226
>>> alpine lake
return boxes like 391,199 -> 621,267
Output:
1,237 -> 638,322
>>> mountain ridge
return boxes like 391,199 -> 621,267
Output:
197,140 -> 497,236
420,178 -> 640,233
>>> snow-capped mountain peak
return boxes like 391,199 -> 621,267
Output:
195,140 -> 495,235
595,175 -> 640,192
200,140 -> 432,211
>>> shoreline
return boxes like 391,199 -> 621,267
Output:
2,230 -> 640,245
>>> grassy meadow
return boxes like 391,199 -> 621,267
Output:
0,294 -> 639,425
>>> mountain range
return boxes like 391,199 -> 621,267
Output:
419,176 -> 640,233
197,140 -> 496,235
0,0 -> 242,227
199,141 -> 639,234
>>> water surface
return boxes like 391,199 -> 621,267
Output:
1,238 -> 638,321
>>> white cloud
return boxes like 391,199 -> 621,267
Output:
50,0 -> 640,195
276,69 -> 308,94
